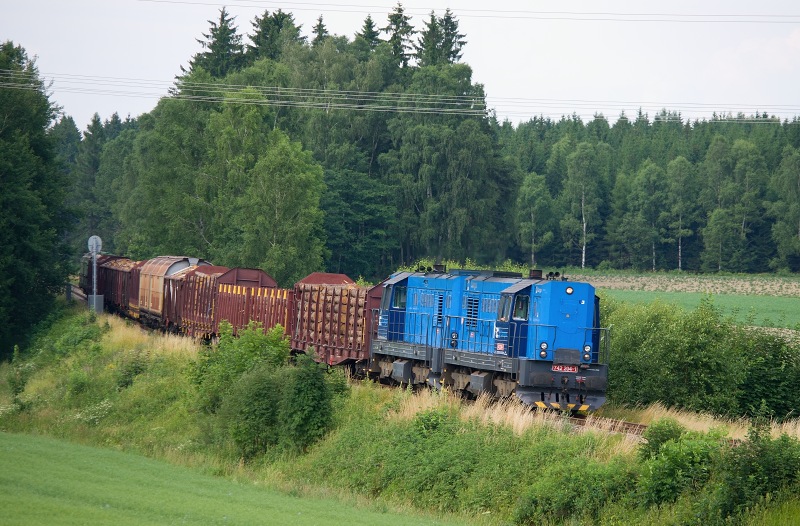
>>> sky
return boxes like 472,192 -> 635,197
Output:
3,0 -> 800,131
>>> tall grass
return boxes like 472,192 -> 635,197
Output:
6,305 -> 800,525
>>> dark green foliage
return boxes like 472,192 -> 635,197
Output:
218,363 -> 287,459
216,350 -> 339,458
115,349 -> 149,389
381,3 -> 415,68
608,299 -> 746,416
607,297 -> 800,420
278,353 -> 333,452
311,15 -> 328,46
295,395 -> 639,522
191,322 -> 289,412
710,422 -> 800,518
187,7 -> 244,77
44,4 -> 800,288
0,41 -> 70,359
513,457 -> 636,525
637,431 -> 721,506
353,14 -> 381,60
639,418 -> 687,460
246,9 -> 304,63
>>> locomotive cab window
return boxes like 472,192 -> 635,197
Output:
498,294 -> 512,322
380,286 -> 392,310
513,295 -> 530,321
392,286 -> 407,309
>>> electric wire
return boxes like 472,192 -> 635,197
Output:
136,0 -> 800,24
1,68 -> 796,123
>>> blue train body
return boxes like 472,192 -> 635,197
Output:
371,269 -> 609,410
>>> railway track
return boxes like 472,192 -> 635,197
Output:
372,378 -> 649,438
69,284 -> 86,302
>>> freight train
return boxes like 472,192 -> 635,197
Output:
80,254 -> 610,410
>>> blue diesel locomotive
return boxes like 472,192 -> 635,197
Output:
370,269 -> 609,410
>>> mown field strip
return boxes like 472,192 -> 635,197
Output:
0,432 -> 457,526
600,289 -> 800,329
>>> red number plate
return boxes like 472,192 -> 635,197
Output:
551,364 -> 578,373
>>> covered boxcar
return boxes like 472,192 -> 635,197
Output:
99,257 -> 145,318
138,256 -> 211,328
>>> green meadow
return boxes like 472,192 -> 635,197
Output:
600,289 -> 800,329
0,431 -> 456,526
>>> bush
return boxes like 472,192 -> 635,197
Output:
191,322 -> 289,412
513,457 -> 637,525
637,431 -> 722,506
279,353 -> 333,452
710,422 -> 800,518
115,349 -> 148,389
639,418 -> 686,460
608,299 -> 745,416
218,363 -> 287,459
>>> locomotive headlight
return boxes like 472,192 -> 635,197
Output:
584,344 -> 591,352
540,342 -> 548,350
566,286 -> 574,295
539,350 -> 548,359
583,353 -> 591,361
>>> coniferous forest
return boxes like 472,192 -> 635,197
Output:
3,6 -> 800,356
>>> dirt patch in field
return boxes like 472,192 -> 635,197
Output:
568,274 -> 800,298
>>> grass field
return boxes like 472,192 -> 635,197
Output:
0,432 -> 457,526
600,289 -> 800,329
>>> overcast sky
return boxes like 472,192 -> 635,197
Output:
3,0 -> 800,131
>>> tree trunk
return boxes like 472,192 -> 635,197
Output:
652,240 -> 656,272
580,191 -> 587,269
530,210 -> 536,268
677,215 -> 683,271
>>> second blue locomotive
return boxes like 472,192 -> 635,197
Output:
371,269 -> 609,410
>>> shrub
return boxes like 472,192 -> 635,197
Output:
711,422 -> 800,518
639,418 -> 686,460
191,322 -> 289,412
513,457 -> 637,525
638,431 -> 722,506
218,363 -> 287,459
735,330 -> 800,420
66,369 -> 91,399
115,349 -> 149,389
279,353 -> 333,452
608,299 -> 745,416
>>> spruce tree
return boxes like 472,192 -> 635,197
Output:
440,8 -> 466,63
355,14 -> 381,49
246,9 -> 304,62
312,15 -> 329,46
381,2 -> 415,68
188,7 -> 244,77
415,11 -> 442,66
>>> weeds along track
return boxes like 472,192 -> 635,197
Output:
569,415 -> 648,438
371,378 -> 648,439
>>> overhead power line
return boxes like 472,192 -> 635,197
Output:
137,0 -> 800,24
1,69 -> 796,123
